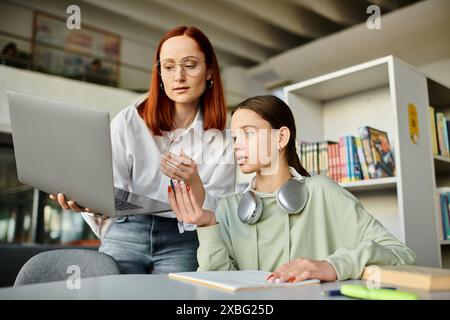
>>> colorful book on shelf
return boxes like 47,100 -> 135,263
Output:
361,265 -> 450,292
358,126 -> 396,178
350,136 -> 363,181
436,194 -> 443,241
436,112 -> 449,157
355,136 -> 369,179
429,106 -> 439,155
346,136 -> 353,182
445,120 -> 450,157
339,137 -> 348,183
168,270 -> 320,292
436,188 -> 450,241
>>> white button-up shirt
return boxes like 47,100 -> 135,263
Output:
82,99 -> 236,238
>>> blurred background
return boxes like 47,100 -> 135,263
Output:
0,0 -> 449,286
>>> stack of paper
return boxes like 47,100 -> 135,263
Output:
168,270 -> 320,292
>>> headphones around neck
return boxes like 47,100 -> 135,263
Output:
237,167 -> 309,224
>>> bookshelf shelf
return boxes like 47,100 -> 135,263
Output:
441,240 -> 450,246
434,155 -> 450,175
340,177 -> 397,192
284,55 -> 441,268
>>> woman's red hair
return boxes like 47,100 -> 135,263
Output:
138,26 -> 227,136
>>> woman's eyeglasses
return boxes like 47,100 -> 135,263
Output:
155,56 -> 206,79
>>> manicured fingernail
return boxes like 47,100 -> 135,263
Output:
275,278 -> 281,284
168,186 -> 172,193
186,184 -> 190,191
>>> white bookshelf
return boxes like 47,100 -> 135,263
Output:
284,55 -> 442,268
340,177 -> 397,192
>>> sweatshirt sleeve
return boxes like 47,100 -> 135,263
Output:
196,199 -> 239,271
324,194 -> 416,281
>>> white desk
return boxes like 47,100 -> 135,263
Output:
0,275 -> 449,300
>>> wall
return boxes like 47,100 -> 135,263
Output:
0,65 -> 141,132
0,0 -> 154,91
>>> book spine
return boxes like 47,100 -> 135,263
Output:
351,136 -> 363,180
336,144 -> 341,183
327,144 -> 336,181
318,142 -> 323,175
436,113 -> 449,157
447,192 -> 450,240
436,193 -> 444,240
429,106 -> 439,156
444,119 -> 450,157
346,136 -> 353,182
339,137 -> 347,183
359,126 -> 375,179
355,137 -> 369,180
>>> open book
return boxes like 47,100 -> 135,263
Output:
168,270 -> 320,292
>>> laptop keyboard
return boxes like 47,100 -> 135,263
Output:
114,198 -> 143,210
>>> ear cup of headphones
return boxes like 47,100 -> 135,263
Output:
237,191 -> 263,224
276,179 -> 309,214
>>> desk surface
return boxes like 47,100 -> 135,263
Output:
1,275 -> 449,300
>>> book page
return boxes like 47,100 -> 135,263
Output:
168,270 -> 320,292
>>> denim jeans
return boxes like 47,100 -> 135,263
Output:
99,215 -> 199,274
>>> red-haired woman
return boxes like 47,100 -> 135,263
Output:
50,26 -> 236,274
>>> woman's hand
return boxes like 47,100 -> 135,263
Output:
268,258 -> 337,283
49,193 -> 95,214
167,180 -> 216,228
161,151 -> 205,206
160,151 -> 199,185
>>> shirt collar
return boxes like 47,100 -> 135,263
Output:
243,166 -> 305,197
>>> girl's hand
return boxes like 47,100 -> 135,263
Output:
161,150 -> 206,206
268,258 -> 337,283
160,151 -> 200,185
167,180 -> 216,228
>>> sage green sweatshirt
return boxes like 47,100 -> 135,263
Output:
196,174 -> 416,280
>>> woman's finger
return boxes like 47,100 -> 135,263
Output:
160,162 -> 184,180
174,181 -> 188,220
187,185 -> 201,212
160,158 -> 192,180
179,150 -> 195,165
167,186 -> 182,221
68,200 -> 83,213
181,183 -> 195,215
57,193 -> 69,210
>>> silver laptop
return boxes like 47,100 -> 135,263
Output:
7,91 -> 171,217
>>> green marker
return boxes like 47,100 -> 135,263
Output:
340,284 -> 419,300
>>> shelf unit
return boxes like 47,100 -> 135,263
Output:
428,78 -> 450,268
284,55 -> 443,268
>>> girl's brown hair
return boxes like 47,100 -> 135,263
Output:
138,26 -> 227,136
234,95 -> 310,177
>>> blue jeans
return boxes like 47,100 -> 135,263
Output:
99,215 -> 199,274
